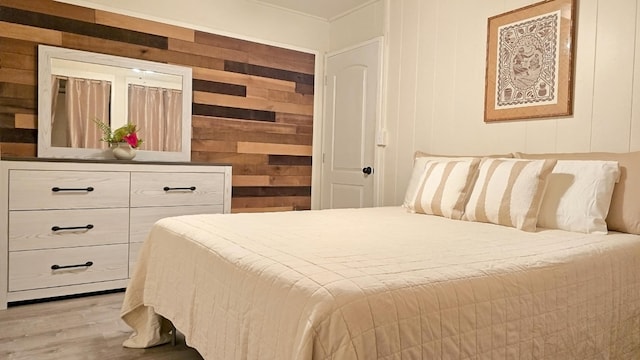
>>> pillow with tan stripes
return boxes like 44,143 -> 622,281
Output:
463,158 -> 557,231
409,158 -> 481,219
402,151 -> 508,209
403,153 -> 475,209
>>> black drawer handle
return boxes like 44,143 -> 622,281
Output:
51,224 -> 94,232
51,187 -> 94,192
51,261 -> 93,270
163,186 -> 196,191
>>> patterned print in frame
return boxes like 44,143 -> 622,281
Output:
496,11 -> 560,108
484,0 -> 576,122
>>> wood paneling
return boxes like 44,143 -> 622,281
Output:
0,0 -> 96,22
15,114 -> 36,129
193,92 -> 313,116
0,83 -> 35,100
192,66 -> 296,92
191,152 -> 267,165
231,195 -> 311,211
60,33 -> 224,70
233,186 -> 311,197
0,6 -> 167,49
95,10 -> 194,42
192,79 -> 246,97
0,0 -> 314,212
169,38 -> 248,65
231,206 -> 294,213
0,68 -> 36,86
232,175 -> 310,187
0,142 -> 36,157
225,60 -> 314,88
0,52 -> 36,70
237,142 -> 312,156
192,104 -> 276,122
269,155 -> 312,166
194,31 -> 314,74
0,128 -> 37,143
0,21 -> 62,45
0,114 -> 13,128
192,127 -> 311,146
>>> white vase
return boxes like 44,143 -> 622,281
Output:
111,142 -> 136,160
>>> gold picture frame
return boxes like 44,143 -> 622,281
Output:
484,0 -> 576,122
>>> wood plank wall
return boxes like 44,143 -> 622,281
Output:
0,0 -> 314,212
0,0 -> 315,212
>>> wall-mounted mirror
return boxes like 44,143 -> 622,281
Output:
38,45 -> 192,161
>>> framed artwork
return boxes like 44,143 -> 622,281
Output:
484,0 -> 576,122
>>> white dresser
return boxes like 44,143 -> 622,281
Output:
0,158 -> 231,309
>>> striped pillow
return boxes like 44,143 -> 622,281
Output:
402,153 -> 477,208
463,158 -> 557,231
409,158 -> 480,219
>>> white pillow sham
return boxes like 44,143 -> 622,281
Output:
537,160 -> 620,234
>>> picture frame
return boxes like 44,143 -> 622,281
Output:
484,0 -> 576,122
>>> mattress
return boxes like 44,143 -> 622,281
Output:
121,206 -> 640,359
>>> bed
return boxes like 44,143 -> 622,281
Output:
121,152 -> 640,359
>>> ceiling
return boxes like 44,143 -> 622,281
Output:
253,0 -> 375,20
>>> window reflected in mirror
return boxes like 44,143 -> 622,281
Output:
51,76 -> 112,149
38,45 -> 193,161
127,84 -> 182,152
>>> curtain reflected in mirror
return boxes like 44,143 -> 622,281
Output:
128,84 -> 182,152
50,77 -> 184,152
38,45 -> 193,161
51,75 -> 111,149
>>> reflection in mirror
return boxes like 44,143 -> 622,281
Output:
127,81 -> 182,152
38,45 -> 192,161
51,75 -> 112,149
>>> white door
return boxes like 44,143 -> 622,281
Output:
321,39 -> 382,209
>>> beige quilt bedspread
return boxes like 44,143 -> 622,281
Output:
121,207 -> 640,359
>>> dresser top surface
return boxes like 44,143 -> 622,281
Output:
1,156 -> 231,167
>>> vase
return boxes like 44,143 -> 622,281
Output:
111,142 -> 136,160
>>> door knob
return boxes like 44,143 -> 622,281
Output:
362,166 -> 373,175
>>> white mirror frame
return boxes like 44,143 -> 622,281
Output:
37,45 -> 193,162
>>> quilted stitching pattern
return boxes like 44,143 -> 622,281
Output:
122,207 -> 640,359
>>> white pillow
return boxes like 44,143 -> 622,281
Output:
537,160 -> 620,234
409,158 -> 480,219
463,158 -> 557,231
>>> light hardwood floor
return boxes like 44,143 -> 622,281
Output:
0,291 -> 203,360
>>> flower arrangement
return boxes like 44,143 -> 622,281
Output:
93,119 -> 143,148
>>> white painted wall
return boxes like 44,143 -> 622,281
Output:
382,0 -> 640,205
328,0 -> 385,52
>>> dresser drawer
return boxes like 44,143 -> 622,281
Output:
130,172 -> 225,207
8,244 -> 129,292
129,205 -> 223,243
9,208 -> 129,251
9,170 -> 130,210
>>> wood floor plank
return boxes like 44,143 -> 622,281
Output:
0,292 -> 203,360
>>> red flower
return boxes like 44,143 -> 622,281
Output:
123,133 -> 139,148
